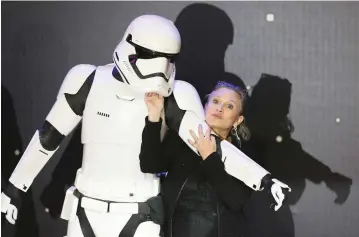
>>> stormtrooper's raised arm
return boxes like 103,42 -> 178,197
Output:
164,80 -> 268,189
164,80 -> 290,210
1,64 -> 96,223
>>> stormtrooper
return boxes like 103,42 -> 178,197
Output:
1,15 -> 290,237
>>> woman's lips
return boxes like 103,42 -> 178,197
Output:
212,114 -> 222,119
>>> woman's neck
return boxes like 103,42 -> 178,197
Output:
212,127 -> 230,141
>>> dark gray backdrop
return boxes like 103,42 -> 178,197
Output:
1,1 -> 358,237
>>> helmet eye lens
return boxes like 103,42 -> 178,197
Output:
136,47 -> 157,59
126,34 -> 178,63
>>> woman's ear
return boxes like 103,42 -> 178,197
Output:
234,115 -> 244,128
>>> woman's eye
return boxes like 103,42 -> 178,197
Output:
227,104 -> 234,109
213,99 -> 218,104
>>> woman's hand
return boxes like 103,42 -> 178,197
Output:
144,93 -> 164,122
188,125 -> 216,160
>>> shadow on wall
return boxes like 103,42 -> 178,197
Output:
2,21 -> 70,235
242,74 -> 353,237
174,2 -> 245,100
1,85 -> 40,237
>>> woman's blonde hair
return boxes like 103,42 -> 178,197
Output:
205,81 -> 251,142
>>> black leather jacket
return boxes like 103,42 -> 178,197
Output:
140,117 -> 252,237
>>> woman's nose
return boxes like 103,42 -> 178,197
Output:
216,104 -> 223,112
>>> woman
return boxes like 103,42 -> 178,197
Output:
140,81 -> 252,237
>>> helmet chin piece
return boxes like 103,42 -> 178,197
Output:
113,56 -> 175,97
117,68 -> 174,97
132,57 -> 174,81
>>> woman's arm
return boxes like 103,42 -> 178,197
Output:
140,93 -> 175,173
139,117 -> 172,173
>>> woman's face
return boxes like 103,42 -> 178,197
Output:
205,87 -> 244,132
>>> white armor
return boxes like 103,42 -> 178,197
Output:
2,15 -> 179,237
1,14 -> 290,237
75,64 -> 162,202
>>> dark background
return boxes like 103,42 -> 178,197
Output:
1,1 -> 358,237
